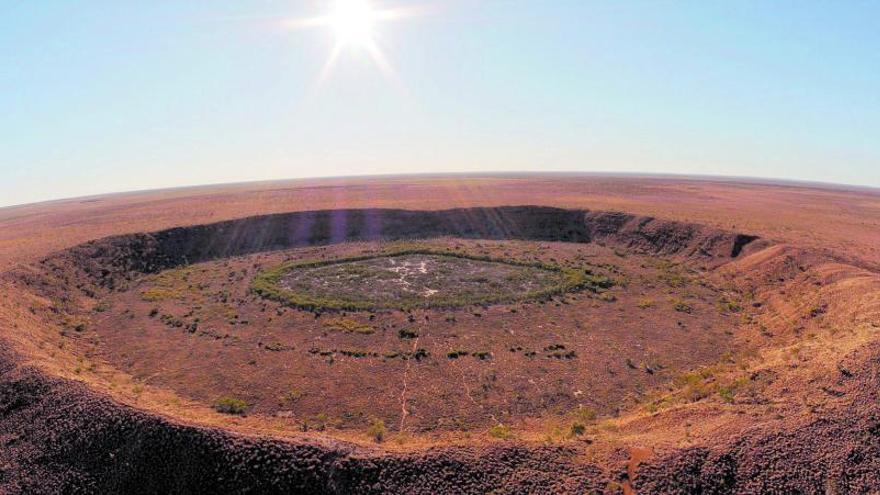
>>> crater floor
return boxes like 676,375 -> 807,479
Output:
272,252 -> 569,309
89,238 -> 743,436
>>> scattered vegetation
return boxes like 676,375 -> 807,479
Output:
138,269 -> 196,301
141,287 -> 184,302
70,233 -> 750,439
655,260 -> 690,288
541,343 -> 576,359
644,361 -> 756,413
310,347 -> 429,361
446,349 -> 493,360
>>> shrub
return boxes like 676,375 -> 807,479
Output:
568,422 -> 587,437
337,349 -> 376,358
599,292 -> 617,302
367,417 -> 387,443
488,423 -> 513,440
398,328 -> 419,339
141,287 -> 183,302
582,272 -> 614,290
159,314 -> 184,328
675,371 -> 717,402
718,386 -> 735,403
673,300 -> 694,313
322,317 -> 375,334
570,405 -> 597,422
281,389 -> 303,404
263,342 -> 290,351
717,296 -> 743,313
657,264 -> 689,287
718,377 -> 749,403
214,397 -> 248,415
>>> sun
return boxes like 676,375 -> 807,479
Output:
328,0 -> 376,47
285,1 -> 425,84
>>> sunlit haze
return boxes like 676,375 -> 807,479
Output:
1,1 -> 878,207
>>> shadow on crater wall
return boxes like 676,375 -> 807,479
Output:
40,206 -> 762,291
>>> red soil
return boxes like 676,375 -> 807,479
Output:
1,175 -> 879,493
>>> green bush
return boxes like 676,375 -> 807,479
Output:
214,396 -> 248,415
488,423 -> 513,440
367,417 -> 387,442
322,317 -> 375,334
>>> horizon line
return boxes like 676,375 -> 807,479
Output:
2,170 -> 878,210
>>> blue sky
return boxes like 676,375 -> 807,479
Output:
1,1 -> 878,207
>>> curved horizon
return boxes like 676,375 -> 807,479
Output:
2,170 -> 878,211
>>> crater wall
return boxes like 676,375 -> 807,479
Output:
32,206 -> 761,293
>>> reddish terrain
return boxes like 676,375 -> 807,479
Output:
87,238 -> 740,434
1,175 -> 879,493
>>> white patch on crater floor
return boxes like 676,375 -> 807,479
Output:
384,258 -> 436,296
386,258 -> 430,275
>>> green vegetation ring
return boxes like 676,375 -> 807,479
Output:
251,248 -> 612,311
